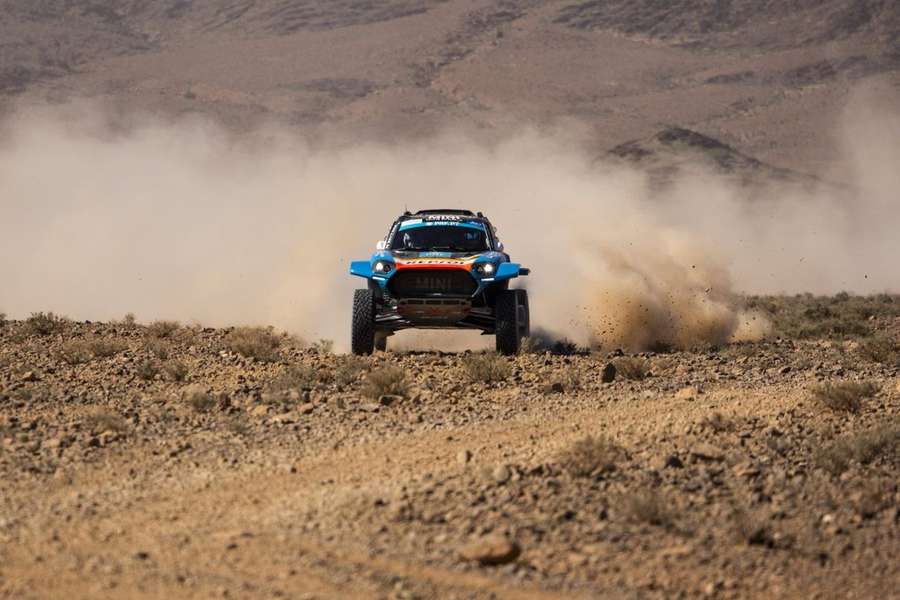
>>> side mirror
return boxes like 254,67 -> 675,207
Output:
496,241 -> 504,252
376,240 -> 387,251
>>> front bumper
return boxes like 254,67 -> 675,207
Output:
375,299 -> 495,332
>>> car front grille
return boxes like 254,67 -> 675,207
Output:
389,269 -> 477,297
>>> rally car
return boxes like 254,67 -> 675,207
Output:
349,209 -> 530,355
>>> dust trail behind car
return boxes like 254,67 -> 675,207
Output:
0,97 -> 898,350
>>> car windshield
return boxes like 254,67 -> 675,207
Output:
391,225 -> 489,252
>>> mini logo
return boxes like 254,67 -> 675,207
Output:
415,276 -> 450,291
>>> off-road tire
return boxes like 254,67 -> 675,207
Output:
495,289 -> 523,355
352,289 -> 376,355
516,289 -> 530,339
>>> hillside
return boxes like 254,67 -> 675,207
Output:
1,0 -> 898,175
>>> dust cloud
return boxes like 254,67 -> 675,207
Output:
0,97 -> 898,351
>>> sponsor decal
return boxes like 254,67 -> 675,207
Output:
399,220 -> 485,231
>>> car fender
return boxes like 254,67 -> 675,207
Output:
350,260 -> 373,279
493,262 -> 529,282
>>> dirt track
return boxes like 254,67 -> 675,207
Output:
1,309 -> 899,599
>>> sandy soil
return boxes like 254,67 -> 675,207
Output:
1,312 -> 898,599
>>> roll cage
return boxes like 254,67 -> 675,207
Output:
383,210 -> 502,253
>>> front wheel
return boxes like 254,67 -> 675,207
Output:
495,289 -> 528,355
352,289 -> 376,355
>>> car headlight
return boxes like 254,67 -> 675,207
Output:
474,262 -> 496,276
374,260 -> 393,273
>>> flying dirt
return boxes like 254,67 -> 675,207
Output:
1,98 -> 898,351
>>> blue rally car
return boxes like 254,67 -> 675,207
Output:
349,209 -> 530,355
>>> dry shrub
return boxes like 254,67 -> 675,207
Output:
147,320 -> 181,339
851,480 -> 891,518
811,381 -> 877,413
269,365 -> 318,392
9,385 -> 50,404
163,360 -> 189,382
312,339 -> 334,354
57,337 -> 126,364
857,335 -> 899,366
225,415 -> 250,436
558,435 -> 622,477
0,312 -> 6,325
363,366 -> 410,400
136,360 -> 160,381
815,420 -> 900,475
183,387 -> 219,413
622,489 -> 675,528
146,339 -> 171,359
542,368 -> 582,394
651,355 -> 676,374
225,326 -> 281,362
746,294 -> 900,341
57,341 -> 93,365
732,508 -> 787,548
461,353 -> 511,384
614,357 -> 649,381
87,337 -> 126,358
701,411 -> 736,433
25,312 -> 67,336
83,409 -> 129,434
522,334 -> 584,355
334,355 -> 368,386
725,342 -> 760,359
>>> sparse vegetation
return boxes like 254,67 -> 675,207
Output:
7,385 -> 49,404
269,365 -> 318,393
57,340 -> 93,365
147,320 -> 181,339
136,360 -> 160,381
225,326 -> 281,362
225,415 -> 250,436
57,337 -> 126,364
184,388 -> 219,413
25,312 -> 67,336
613,357 -> 649,381
850,479 -> 891,518
732,508 -> 784,548
522,334 -> 586,355
163,360 -> 189,382
558,435 -> 622,477
461,353 -> 511,384
312,339 -> 335,354
700,411 -> 736,433
334,355 -> 368,387
362,366 -> 410,400
541,368 -> 582,394
83,409 -> 129,434
746,294 -> 900,341
87,337 -> 126,358
811,381 -> 877,413
146,339 -> 171,359
815,420 -> 900,475
622,489 -> 675,528
857,334 -> 899,367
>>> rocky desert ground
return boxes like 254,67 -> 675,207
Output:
2,1 -> 900,599
2,296 -> 899,599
